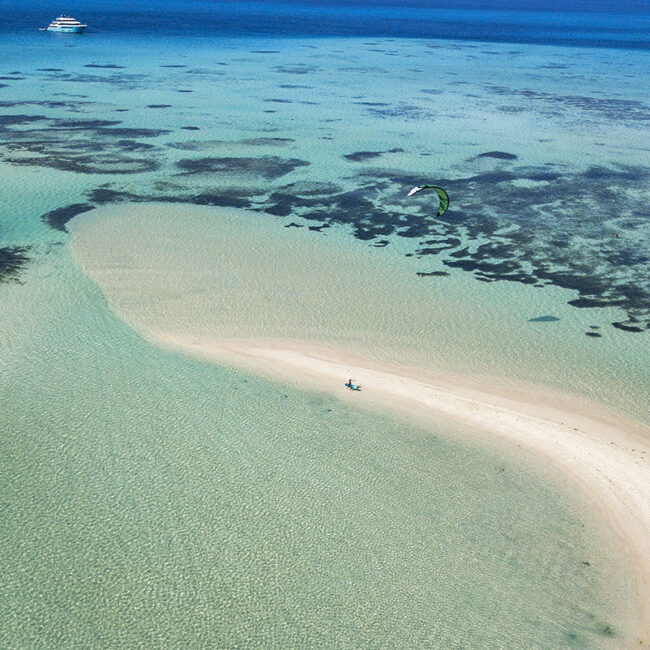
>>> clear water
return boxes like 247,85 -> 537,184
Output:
1,2 -> 648,646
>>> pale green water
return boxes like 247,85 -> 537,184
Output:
0,252 -> 634,647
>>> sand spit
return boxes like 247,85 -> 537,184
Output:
69,204 -> 650,641
138,332 -> 650,641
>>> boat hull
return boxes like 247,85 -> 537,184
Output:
47,25 -> 86,33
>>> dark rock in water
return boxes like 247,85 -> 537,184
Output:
181,126 -> 200,130
308,223 -> 330,232
476,151 -> 518,160
612,321 -> 644,333
189,192 -> 252,209
0,114 -> 47,126
568,297 -> 611,308
84,64 -> 126,69
87,188 -> 134,204
146,104 -> 172,109
0,246 -> 31,282
88,124 -> 170,138
284,222 -> 303,228
354,230 -> 375,241
54,118 -> 121,129
417,271 -> 450,277
273,64 -> 320,75
176,156 -> 309,179
41,203 -> 95,232
585,332 -> 601,338
7,152 -> 160,175
85,186 -> 252,209
240,137 -> 295,146
265,203 -> 292,217
528,315 -> 560,323
113,139 -> 155,152
344,148 -> 404,162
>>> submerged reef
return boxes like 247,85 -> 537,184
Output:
0,112 -> 167,175
0,95 -> 646,332
0,246 -> 30,283
41,204 -> 96,232
175,156 -> 309,179
78,158 -> 648,332
258,163 -> 649,331
344,148 -> 404,162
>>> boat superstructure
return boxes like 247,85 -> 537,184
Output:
43,15 -> 87,33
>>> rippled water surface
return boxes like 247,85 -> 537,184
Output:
0,259 -> 634,647
1,2 -> 648,646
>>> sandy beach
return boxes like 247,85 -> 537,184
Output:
70,203 -> 650,643
148,332 -> 650,641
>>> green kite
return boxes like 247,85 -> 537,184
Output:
406,185 -> 450,216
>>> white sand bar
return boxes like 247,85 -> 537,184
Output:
70,203 -> 650,639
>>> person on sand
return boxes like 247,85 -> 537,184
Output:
347,379 -> 353,390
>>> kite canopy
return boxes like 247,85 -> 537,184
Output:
406,184 -> 449,216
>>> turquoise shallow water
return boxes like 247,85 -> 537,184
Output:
2,30 -> 648,334
1,13 -> 648,648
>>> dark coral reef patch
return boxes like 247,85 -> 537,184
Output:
259,163 -> 649,331
0,115 -> 167,175
344,148 -> 404,162
41,203 -> 96,232
86,186 -> 254,210
475,151 -> 518,160
84,64 -> 126,69
0,246 -> 31,282
175,156 -> 309,179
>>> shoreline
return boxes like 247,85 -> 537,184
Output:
150,331 -> 650,640
68,203 -> 650,641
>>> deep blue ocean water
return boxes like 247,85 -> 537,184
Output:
4,0 -> 650,48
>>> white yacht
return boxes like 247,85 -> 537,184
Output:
42,15 -> 87,33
